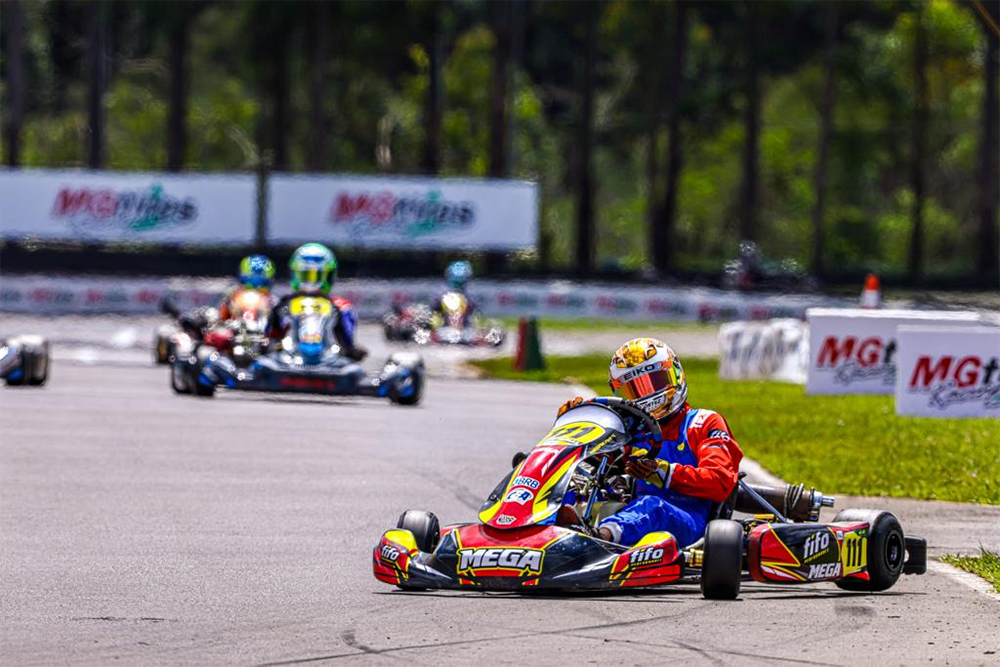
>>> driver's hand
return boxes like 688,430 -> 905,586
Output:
557,396 -> 587,417
626,458 -> 672,489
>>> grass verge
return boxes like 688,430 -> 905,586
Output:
941,550 -> 1000,593
471,354 -> 1000,504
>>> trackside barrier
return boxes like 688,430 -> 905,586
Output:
0,275 -> 860,322
718,319 -> 808,384
894,326 -> 1000,418
805,309 -> 986,395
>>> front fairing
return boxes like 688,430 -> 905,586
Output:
478,405 -> 630,530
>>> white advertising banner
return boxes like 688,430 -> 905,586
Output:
718,319 -> 808,384
267,174 -> 538,250
895,326 -> 1000,418
0,168 -> 256,245
806,309 -> 984,395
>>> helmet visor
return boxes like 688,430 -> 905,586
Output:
611,366 -> 677,401
297,268 -> 324,289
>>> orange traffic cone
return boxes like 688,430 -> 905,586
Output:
860,273 -> 881,309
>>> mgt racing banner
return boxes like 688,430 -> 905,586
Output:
895,327 -> 1000,418
0,168 -> 256,245
267,174 -> 538,250
806,309 -> 984,395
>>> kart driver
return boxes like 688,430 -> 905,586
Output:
267,242 -> 367,360
435,260 -> 477,324
558,338 -> 743,548
217,254 -> 276,321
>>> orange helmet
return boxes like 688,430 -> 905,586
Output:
609,337 -> 687,421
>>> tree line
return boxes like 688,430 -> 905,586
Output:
1,0 -> 997,284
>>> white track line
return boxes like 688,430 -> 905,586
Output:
927,560 -> 1000,602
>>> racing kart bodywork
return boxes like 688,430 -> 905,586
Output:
374,398 -> 927,598
172,294 -> 424,405
0,335 -> 50,387
382,292 -> 505,347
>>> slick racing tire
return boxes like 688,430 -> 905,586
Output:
833,509 -> 905,592
193,379 -> 216,398
701,519 -> 744,600
5,337 -> 49,387
389,362 -> 424,406
170,363 -> 192,394
396,510 -> 440,554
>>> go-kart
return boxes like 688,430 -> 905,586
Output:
155,291 -> 271,367
382,292 -> 505,347
172,294 -> 424,405
1,335 -> 50,387
374,398 -> 926,598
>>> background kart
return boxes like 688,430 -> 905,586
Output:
155,292 -> 271,367
172,294 -> 424,405
382,295 -> 505,347
374,398 -> 927,598
0,335 -> 50,387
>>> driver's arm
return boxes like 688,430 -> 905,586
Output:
669,412 -> 743,503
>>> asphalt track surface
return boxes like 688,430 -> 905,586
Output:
2,322 -> 999,665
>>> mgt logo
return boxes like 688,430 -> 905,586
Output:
52,184 -> 197,233
909,355 -> 1000,410
817,336 -> 896,386
627,546 -> 664,568
457,548 -> 543,576
330,190 -> 475,238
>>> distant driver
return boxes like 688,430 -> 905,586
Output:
559,338 -> 743,548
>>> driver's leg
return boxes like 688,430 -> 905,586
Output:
598,496 -> 706,548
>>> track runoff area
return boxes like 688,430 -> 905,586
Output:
1,318 -> 998,666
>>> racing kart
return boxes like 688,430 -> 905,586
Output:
155,291 -> 271,367
172,294 -> 424,405
1,335 -> 50,387
382,292 -> 505,347
374,398 -> 926,598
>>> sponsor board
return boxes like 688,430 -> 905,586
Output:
268,174 -> 538,250
806,309 -> 983,395
719,318 -> 807,383
0,168 -> 255,244
895,326 -> 1000,418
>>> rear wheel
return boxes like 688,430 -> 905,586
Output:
396,510 -> 440,553
26,344 -> 49,386
701,519 -> 744,600
390,365 -> 424,406
834,509 -> 905,592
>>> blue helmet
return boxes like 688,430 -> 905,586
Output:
239,254 -> 276,291
445,260 -> 473,290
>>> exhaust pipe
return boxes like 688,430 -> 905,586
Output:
735,483 -> 835,522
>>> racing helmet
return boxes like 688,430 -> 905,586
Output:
290,243 -> 337,293
445,260 -> 473,290
608,337 -> 687,421
239,254 -> 276,291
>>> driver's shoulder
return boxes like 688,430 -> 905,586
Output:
683,408 -> 728,434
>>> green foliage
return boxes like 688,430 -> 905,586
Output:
472,354 -> 1000,504
941,549 -> 1000,593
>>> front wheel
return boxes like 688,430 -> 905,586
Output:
834,510 -> 905,592
396,510 -> 440,553
389,366 -> 424,406
701,519 -> 744,600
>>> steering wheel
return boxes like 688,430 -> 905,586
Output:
588,396 -> 662,460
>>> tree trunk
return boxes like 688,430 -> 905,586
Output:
271,36 -> 290,172
739,1 -> 760,244
908,5 -> 928,282
2,0 -> 26,167
974,1 -> 999,279
656,0 -> 689,275
86,1 -> 108,169
422,7 -> 444,175
811,2 -> 838,276
307,0 -> 330,172
166,13 -> 189,172
645,5 -> 664,271
574,2 -> 598,275
488,0 -> 512,178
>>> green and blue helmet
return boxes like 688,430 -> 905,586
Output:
290,243 -> 338,293
445,260 -> 473,290
239,254 -> 276,291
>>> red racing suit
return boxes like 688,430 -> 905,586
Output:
598,403 -> 743,547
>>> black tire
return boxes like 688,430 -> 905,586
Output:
26,347 -> 49,386
193,379 -> 216,397
170,363 -> 192,394
833,509 -> 905,592
396,510 -> 440,554
390,366 -> 424,406
701,519 -> 744,600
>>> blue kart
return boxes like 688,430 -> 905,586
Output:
171,295 -> 424,405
